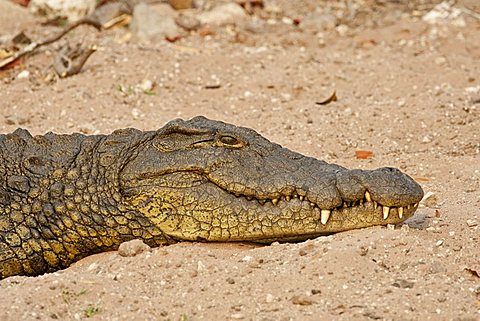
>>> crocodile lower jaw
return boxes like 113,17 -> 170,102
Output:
228,189 -> 419,226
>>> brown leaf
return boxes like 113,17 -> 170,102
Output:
464,268 -> 480,278
166,35 -> 183,43
12,32 -> 32,45
291,295 -> 314,306
355,150 -> 374,159
169,0 -> 193,10
198,26 -> 216,37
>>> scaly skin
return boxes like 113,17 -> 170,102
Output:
0,116 -> 423,279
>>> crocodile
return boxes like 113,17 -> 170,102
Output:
0,116 -> 423,279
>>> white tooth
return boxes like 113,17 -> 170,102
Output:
321,209 -> 331,225
398,207 -> 404,219
246,196 -> 252,201
343,202 -> 348,208
365,191 -> 372,202
374,201 -> 378,209
310,202 -> 315,207
383,206 -> 390,220
272,198 -> 279,205
299,195 -> 304,201
413,203 -> 418,207
286,195 -> 291,202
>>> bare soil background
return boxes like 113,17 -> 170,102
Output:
0,0 -> 479,320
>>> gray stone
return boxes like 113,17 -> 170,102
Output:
175,14 -> 201,31
130,3 -> 181,40
197,3 -> 247,26
300,12 -> 337,32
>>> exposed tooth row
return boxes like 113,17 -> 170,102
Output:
381,205 -> 411,220
361,191 -> 415,221
235,191 -> 417,224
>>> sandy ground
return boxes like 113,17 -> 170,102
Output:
0,0 -> 479,320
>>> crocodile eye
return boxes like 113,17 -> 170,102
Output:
219,135 -> 240,146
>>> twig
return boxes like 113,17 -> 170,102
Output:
459,6 -> 480,20
0,18 -> 101,69
53,45 -> 97,77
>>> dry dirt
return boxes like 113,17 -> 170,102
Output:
0,0 -> 479,320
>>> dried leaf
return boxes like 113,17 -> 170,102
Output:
169,0 -> 193,10
413,176 -> 430,182
166,35 -> 183,43
315,90 -> 337,105
0,18 -> 101,70
355,150 -> 374,159
464,268 -> 480,278
291,295 -> 314,306
12,32 -> 32,45
198,26 -> 216,37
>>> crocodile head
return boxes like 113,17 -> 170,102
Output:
120,116 -> 423,242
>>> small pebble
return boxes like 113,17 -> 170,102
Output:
175,14 -> 201,31
231,313 -> 244,319
241,255 -> 253,262
138,79 -> 154,92
466,219 -> 477,227
87,263 -> 98,271
392,279 -> 415,289
197,260 -> 206,272
118,239 -> 151,257
266,293 -> 275,303
435,57 -> 447,65
16,70 -> 30,79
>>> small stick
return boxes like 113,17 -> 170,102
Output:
459,6 -> 480,20
0,18 -> 101,69
53,45 -> 97,78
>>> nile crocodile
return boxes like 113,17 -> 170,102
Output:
0,116 -> 423,279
